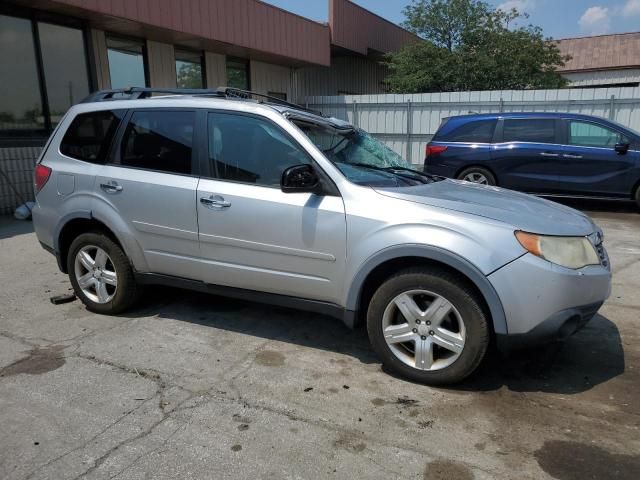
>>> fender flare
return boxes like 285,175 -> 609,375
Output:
346,244 -> 508,335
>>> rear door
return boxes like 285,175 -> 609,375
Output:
94,108 -> 201,279
196,111 -> 347,304
491,118 -> 563,192
555,118 -> 637,197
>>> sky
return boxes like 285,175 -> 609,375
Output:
263,0 -> 640,39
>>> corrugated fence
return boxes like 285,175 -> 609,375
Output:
305,87 -> 640,165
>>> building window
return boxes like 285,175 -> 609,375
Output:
0,13 -> 91,140
39,22 -> 91,127
106,36 -> 147,89
175,49 -> 204,89
226,57 -> 250,90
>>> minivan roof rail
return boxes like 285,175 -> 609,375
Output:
81,86 -> 322,115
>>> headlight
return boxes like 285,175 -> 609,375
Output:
515,231 -> 600,269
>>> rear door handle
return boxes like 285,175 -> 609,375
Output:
539,152 -> 560,157
562,153 -> 583,159
200,195 -> 231,209
100,181 -> 123,193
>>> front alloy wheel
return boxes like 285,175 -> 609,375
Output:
382,290 -> 466,371
367,268 -> 489,385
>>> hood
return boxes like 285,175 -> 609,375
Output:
376,179 -> 595,236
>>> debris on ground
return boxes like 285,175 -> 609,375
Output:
49,293 -> 77,305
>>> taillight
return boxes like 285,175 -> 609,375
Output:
426,144 -> 448,157
34,164 -> 52,194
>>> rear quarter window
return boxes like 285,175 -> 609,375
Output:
60,110 -> 124,163
435,119 -> 497,143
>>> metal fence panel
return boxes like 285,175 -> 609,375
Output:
306,87 -> 640,164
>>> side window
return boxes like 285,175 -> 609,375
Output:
60,110 -> 124,163
503,119 -> 556,144
439,120 -> 497,143
208,112 -> 310,187
119,110 -> 195,174
568,121 -> 625,148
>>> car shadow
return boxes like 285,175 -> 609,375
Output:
127,287 -> 625,395
0,217 -> 34,240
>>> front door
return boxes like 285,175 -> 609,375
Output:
556,119 -> 637,197
196,111 -> 347,304
94,109 -> 201,279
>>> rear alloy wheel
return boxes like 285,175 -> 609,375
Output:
458,167 -> 496,186
67,232 -> 138,314
367,268 -> 489,385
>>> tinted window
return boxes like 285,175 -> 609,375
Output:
107,37 -> 147,88
175,49 -> 204,88
226,58 -> 249,90
440,120 -> 496,143
569,121 -> 625,147
503,119 -> 556,144
60,111 -> 123,163
208,113 -> 309,187
0,14 -> 45,136
39,22 -> 90,126
120,111 -> 194,174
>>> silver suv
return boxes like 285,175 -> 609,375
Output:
32,88 -> 612,384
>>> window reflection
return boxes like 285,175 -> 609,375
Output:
0,14 -> 44,136
107,37 -> 147,89
175,49 -> 204,89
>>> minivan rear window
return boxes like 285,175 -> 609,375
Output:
60,110 -> 123,163
437,119 -> 497,143
503,119 -> 556,144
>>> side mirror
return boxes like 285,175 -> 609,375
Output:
615,142 -> 630,154
281,164 -> 322,194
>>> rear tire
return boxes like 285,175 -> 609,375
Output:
635,184 -> 640,210
458,167 -> 496,186
367,268 -> 489,385
67,232 -> 138,315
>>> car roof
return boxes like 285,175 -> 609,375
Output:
73,92 -> 351,129
443,112 -> 610,122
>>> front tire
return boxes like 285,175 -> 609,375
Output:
367,268 -> 489,385
67,232 -> 138,315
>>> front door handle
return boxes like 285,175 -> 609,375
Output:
539,152 -> 560,157
200,195 -> 231,209
562,153 -> 583,159
100,181 -> 123,193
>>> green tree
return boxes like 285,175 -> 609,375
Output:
385,0 -> 569,93
177,62 -> 203,89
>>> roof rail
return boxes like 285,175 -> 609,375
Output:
81,86 -> 322,115
81,87 -> 225,103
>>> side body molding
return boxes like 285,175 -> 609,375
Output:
345,244 -> 508,335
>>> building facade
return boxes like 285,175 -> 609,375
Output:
0,0 -> 418,214
556,32 -> 640,88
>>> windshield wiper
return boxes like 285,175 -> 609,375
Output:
382,166 -> 443,182
340,162 -> 431,184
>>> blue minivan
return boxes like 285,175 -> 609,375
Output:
424,112 -> 640,207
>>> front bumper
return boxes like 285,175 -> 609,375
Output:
488,251 -> 611,351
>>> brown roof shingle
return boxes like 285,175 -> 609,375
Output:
556,32 -> 640,72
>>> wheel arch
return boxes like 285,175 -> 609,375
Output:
347,246 -> 508,335
54,213 -> 146,274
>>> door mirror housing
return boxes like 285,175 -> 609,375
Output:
615,142 -> 630,154
281,164 -> 322,194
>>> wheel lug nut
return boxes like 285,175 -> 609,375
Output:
426,321 -> 431,325
429,330 -> 435,336
421,335 -> 427,340
416,320 -> 421,324
412,328 -> 418,333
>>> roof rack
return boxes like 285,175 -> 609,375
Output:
81,86 -> 322,116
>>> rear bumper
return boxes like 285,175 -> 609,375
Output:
424,162 -> 457,178
489,251 -> 611,351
